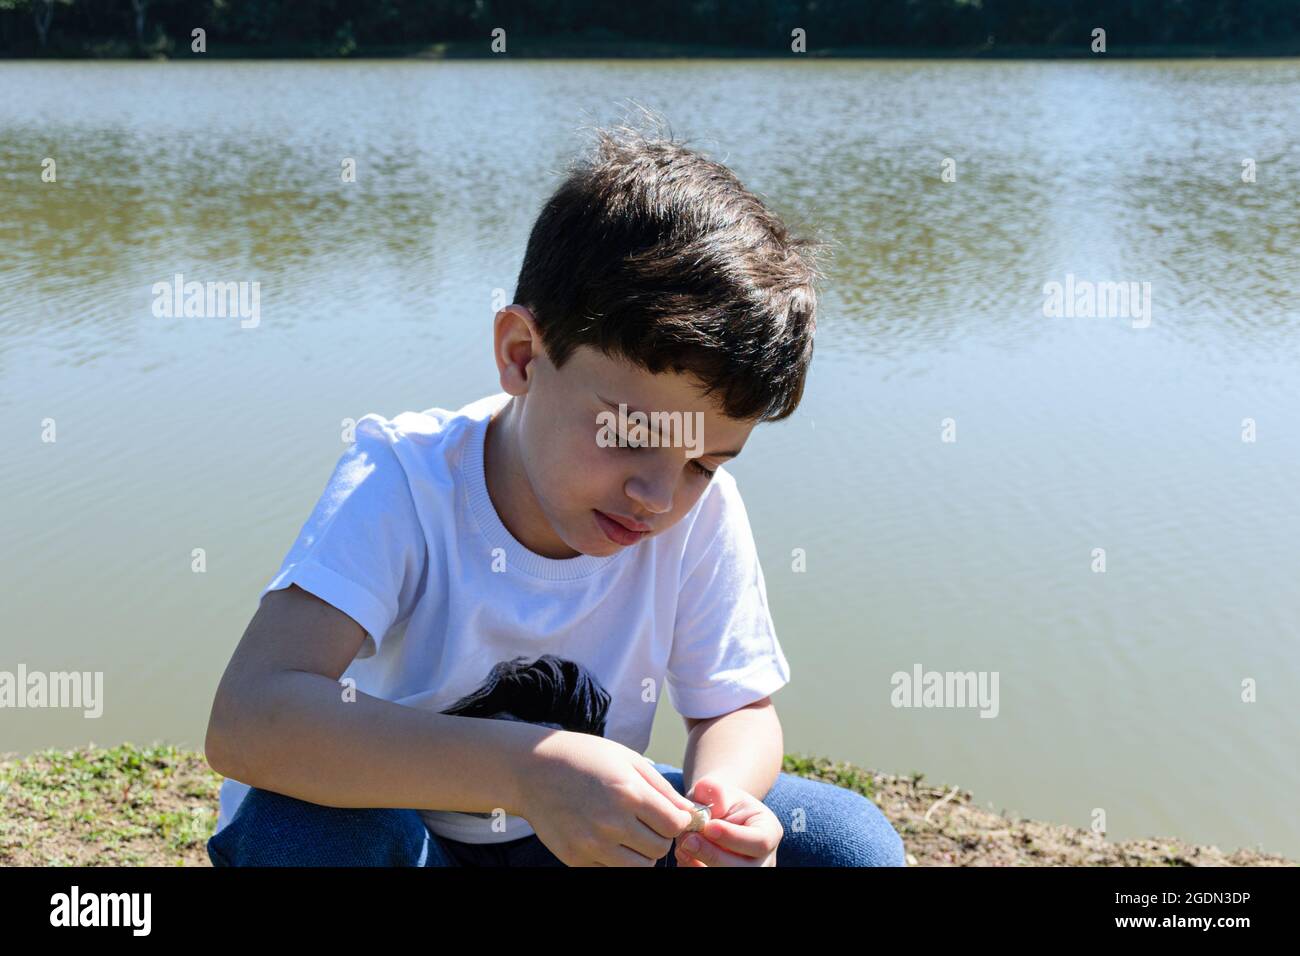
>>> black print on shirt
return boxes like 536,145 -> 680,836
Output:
438,654 -> 612,818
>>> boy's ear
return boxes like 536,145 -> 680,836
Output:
493,304 -> 543,396
496,302 -> 536,327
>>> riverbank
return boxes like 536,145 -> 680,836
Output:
0,743 -> 1291,866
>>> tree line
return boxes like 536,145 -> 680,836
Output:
2,0 -> 1297,56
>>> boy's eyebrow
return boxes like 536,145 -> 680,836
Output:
597,394 -> 742,458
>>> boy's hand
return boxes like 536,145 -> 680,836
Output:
675,775 -> 783,867
521,731 -> 698,866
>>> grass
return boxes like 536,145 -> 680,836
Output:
1,742 -> 1293,866
0,743 -> 220,866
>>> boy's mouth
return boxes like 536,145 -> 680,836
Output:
593,509 -> 651,545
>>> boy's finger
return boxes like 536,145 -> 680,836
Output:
679,831 -> 761,867
698,818 -> 771,857
634,760 -> 698,834
641,761 -> 700,813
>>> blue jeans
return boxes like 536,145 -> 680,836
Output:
207,761 -> 907,867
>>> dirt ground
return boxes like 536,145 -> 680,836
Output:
0,744 -> 1291,866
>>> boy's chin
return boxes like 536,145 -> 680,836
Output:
543,523 -> 618,558
578,535 -> 624,557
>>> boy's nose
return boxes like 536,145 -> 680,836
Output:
624,467 -> 675,517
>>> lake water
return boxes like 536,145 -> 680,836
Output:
1,60 -> 1297,858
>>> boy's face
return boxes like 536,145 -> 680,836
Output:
489,305 -> 756,559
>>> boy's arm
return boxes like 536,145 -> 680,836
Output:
680,696 -> 783,801
205,584 -> 550,817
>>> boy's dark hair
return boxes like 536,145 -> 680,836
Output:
513,112 -> 822,423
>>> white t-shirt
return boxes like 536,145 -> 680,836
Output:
213,391 -> 790,845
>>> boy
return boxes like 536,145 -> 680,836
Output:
204,118 -> 906,867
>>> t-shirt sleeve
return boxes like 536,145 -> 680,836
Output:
666,469 -> 791,720
259,415 -> 428,660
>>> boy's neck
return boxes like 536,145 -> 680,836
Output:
483,397 -> 581,560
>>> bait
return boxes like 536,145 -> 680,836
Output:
682,800 -> 712,834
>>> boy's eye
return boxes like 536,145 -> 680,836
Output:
616,436 -> 715,479
689,459 -> 716,479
